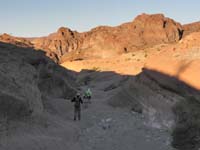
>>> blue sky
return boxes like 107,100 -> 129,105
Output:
0,0 -> 199,37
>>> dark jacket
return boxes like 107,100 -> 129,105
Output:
71,96 -> 83,108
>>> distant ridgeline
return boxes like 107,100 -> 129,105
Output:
0,13 -> 199,64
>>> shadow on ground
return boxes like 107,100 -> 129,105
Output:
0,41 -> 200,150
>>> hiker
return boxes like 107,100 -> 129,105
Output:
71,93 -> 83,121
84,88 -> 92,104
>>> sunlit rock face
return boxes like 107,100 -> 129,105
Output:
0,13 -> 185,63
183,21 -> 200,37
145,31 -> 200,90
31,27 -> 83,61
0,33 -> 33,48
73,13 -> 183,59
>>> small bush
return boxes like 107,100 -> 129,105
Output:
157,48 -> 161,51
174,54 -> 180,58
91,67 -> 101,72
125,58 -> 131,61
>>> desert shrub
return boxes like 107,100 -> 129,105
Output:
174,54 -> 180,58
125,58 -> 131,61
124,47 -> 128,53
91,67 -> 101,72
73,58 -> 84,61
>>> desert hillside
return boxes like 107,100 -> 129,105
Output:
0,13 -> 200,150
0,13 -> 184,62
1,13 -> 200,90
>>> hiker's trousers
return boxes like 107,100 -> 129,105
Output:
74,107 -> 81,120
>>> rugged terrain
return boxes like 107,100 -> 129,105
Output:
0,42 -> 77,148
0,13 -> 200,150
0,13 -> 186,63
0,42 -> 178,150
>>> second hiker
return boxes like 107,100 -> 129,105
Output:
84,88 -> 92,104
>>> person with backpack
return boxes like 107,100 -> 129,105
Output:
84,88 -> 92,104
71,93 -> 83,121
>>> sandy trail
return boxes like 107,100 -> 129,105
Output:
68,75 -> 176,150
0,73 -> 176,150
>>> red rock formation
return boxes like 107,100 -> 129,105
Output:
31,27 -> 83,60
0,13 -> 188,62
81,13 -> 183,58
183,21 -> 200,37
132,13 -> 183,44
0,33 -> 33,48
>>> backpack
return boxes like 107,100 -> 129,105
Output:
85,89 -> 92,97
74,97 -> 81,108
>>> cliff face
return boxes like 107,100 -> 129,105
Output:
31,27 -> 83,61
131,14 -> 183,44
0,42 -> 77,119
0,13 -> 186,63
79,13 -> 183,58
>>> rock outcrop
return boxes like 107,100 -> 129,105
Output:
67,13 -> 184,59
0,33 -> 33,48
183,21 -> 200,37
31,27 -> 83,61
131,13 -> 183,44
0,13 -> 185,63
0,42 -> 77,120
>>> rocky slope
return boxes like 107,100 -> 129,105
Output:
0,56 -> 178,150
0,41 -> 77,121
145,31 -> 200,90
81,13 -> 183,53
31,27 -> 83,62
40,13 -> 184,62
73,68 -> 200,150
0,13 -> 200,150
183,21 -> 200,37
62,28 -> 200,91
1,14 -> 199,64
0,33 -> 33,48
0,13 -> 187,63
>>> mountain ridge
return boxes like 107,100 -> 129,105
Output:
2,13 -> 200,63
